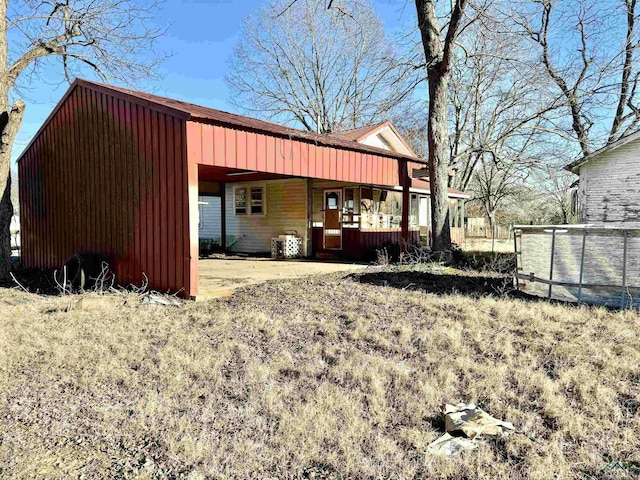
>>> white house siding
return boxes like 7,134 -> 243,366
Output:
10,215 -> 19,250
225,178 -> 308,255
198,195 -> 222,243
578,139 -> 640,225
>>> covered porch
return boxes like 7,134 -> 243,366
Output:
185,116 -> 460,297
196,165 -> 466,263
194,165 -> 463,262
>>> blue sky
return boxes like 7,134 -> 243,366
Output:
11,0 -> 416,166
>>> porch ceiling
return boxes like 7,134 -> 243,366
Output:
198,164 -> 293,183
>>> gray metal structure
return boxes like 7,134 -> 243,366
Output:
515,225 -> 640,308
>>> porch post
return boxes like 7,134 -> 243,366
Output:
306,178 -> 313,257
186,158 -> 199,299
220,183 -> 227,251
400,159 -> 411,246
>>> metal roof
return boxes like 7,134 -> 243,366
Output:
81,80 -> 426,164
565,128 -> 640,173
18,79 -> 428,165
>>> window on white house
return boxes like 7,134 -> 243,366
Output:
235,186 -> 265,215
250,187 -> 264,214
235,187 -> 247,215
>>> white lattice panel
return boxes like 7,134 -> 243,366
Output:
271,236 -> 302,258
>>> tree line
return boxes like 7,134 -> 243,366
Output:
0,0 -> 638,280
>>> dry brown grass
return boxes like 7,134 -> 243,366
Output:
464,237 -> 514,253
1,270 -> 639,479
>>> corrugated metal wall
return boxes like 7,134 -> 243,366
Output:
186,122 -> 400,186
18,84 -> 194,296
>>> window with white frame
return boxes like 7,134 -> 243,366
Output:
234,187 -> 247,215
250,187 -> 264,214
234,185 -> 266,216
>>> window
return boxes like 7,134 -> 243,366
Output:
388,191 -> 402,227
342,187 -> 360,228
312,189 -> 323,227
360,187 -> 373,228
344,188 -> 355,213
410,194 -> 419,228
235,185 -> 265,216
250,187 -> 264,214
360,187 -> 404,229
235,187 -> 247,215
326,191 -> 339,209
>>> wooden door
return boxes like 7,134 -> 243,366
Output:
323,189 -> 342,250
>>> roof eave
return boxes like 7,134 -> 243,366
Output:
16,79 -> 83,163
564,128 -> 640,174
16,78 -> 193,164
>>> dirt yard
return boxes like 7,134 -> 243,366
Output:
1,267 -> 639,479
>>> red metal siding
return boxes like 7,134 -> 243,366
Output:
312,228 -> 420,259
18,85 -> 193,297
186,121 -> 400,186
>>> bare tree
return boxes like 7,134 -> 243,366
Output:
517,0 -> 640,155
389,101 -> 428,158
533,165 -> 577,224
0,0 -> 165,282
227,0 -> 417,134
469,128 -> 542,252
414,0 -> 470,251
446,19 -> 558,192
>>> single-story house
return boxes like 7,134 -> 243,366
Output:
197,120 -> 468,254
18,79 -> 468,298
566,129 -> 640,225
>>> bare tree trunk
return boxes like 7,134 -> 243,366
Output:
609,0 -> 637,143
427,73 -> 451,251
0,101 -> 25,282
0,169 -> 12,281
415,0 -> 467,251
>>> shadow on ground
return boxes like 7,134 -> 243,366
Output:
347,268 -> 584,306
348,269 -> 518,297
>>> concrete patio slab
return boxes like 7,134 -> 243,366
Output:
197,257 -> 367,299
